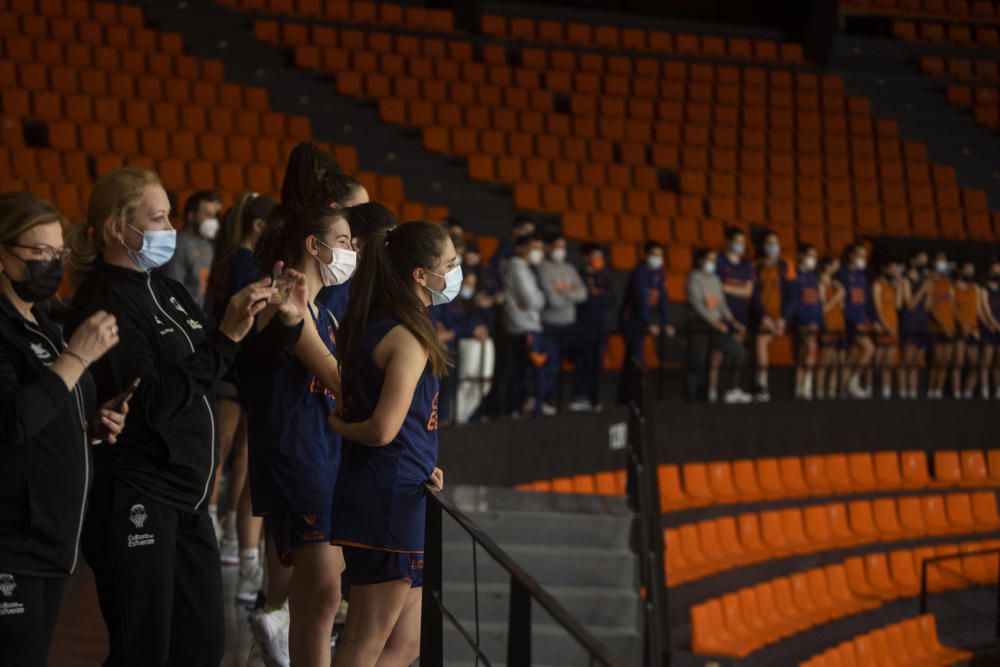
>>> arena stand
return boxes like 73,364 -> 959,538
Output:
6,0 -> 999,664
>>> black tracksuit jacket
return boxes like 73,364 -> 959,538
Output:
0,296 -> 95,577
65,260 -> 300,512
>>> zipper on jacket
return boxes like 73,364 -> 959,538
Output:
24,322 -> 89,573
144,275 -> 216,511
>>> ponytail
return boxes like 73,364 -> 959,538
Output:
67,167 -> 161,289
338,221 -> 451,393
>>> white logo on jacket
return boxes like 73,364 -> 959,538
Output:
129,504 -> 147,529
29,342 -> 51,361
0,573 -> 15,597
169,297 -> 189,316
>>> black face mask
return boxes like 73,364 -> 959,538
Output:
6,257 -> 64,303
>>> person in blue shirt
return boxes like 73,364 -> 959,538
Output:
327,221 -> 452,667
203,192 -> 277,599
717,227 -> 754,337
569,243 -> 613,412
485,214 -> 535,294
618,241 -> 674,402
782,244 -> 823,399
243,205 -> 359,667
836,242 -> 876,399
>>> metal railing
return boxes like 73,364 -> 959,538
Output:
920,546 -> 1000,646
420,488 -> 625,667
625,368 -> 672,667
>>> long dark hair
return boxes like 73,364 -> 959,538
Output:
280,142 -> 343,211
254,205 -> 346,272
337,221 -> 451,392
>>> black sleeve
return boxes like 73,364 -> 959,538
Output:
0,346 -> 71,448
230,316 -> 304,385
86,303 -> 239,430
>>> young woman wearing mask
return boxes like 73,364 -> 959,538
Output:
569,244 -> 613,412
816,257 -> 846,399
898,251 -> 932,399
953,261 -> 981,399
872,259 -> 903,399
927,252 -> 956,399
242,205 -> 358,667
716,227 -> 754,343
64,168 -> 285,666
979,259 -> 1000,399
751,230 -> 790,401
0,193 -> 127,667
328,222 -> 450,667
836,243 -> 875,399
204,192 -> 278,600
782,244 -> 822,400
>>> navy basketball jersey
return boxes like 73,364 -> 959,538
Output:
331,318 -> 440,553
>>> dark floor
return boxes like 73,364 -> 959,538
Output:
48,563 -> 252,667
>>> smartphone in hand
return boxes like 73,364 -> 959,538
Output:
269,272 -> 294,305
112,377 -> 141,410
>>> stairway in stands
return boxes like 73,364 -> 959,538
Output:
128,0 -> 519,237
441,486 -> 641,666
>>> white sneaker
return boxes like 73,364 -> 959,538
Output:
540,403 -> 558,417
250,605 -> 290,667
567,399 -> 592,412
982,387 -> 990,400
219,535 -> 239,565
724,388 -> 753,404
236,563 -> 263,604
848,376 -> 867,399
881,387 -> 891,400
753,386 -> 770,402
707,388 -> 719,403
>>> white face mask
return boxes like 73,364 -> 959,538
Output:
803,256 -> 817,271
647,255 -> 664,271
703,261 -> 716,275
551,248 -> 567,263
314,240 -> 357,287
765,244 -> 780,259
198,217 -> 220,240
935,260 -> 949,274
854,257 -> 867,271
730,242 -> 745,257
528,249 -> 545,266
426,265 -> 463,306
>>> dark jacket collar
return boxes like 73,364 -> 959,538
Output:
93,257 -> 149,283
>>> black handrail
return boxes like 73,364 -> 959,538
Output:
626,369 -> 672,666
919,545 -> 1000,638
420,487 -> 626,667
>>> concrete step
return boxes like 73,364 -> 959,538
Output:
439,581 -> 641,629
443,542 -> 637,588
441,619 -> 641,666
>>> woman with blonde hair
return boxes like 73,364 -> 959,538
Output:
64,168 -> 299,665
0,192 -> 126,667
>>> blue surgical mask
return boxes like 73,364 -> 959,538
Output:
765,244 -> 780,259
426,265 -> 463,306
460,285 -> 475,300
126,224 -> 176,271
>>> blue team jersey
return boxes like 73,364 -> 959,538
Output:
244,289 -> 342,515
899,273 -> 929,334
331,318 -> 440,553
784,271 -> 823,327
716,254 -> 753,325
576,269 -> 613,326
837,268 -> 872,325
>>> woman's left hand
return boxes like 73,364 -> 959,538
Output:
428,467 -> 444,492
93,397 -> 129,445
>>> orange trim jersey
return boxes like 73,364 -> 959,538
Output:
928,276 -> 956,336
954,283 -> 979,332
876,278 -> 899,336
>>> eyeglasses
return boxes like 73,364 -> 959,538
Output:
4,243 -> 72,263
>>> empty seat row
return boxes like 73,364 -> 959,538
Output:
921,54 -> 999,83
667,491 -> 1000,585
844,0 -> 999,20
893,19 -> 1000,47
946,83 -> 1000,130
4,0 -> 143,24
0,10 -> 184,54
800,614 -> 972,667
659,450 -> 1000,512
479,14 -> 805,64
0,38 -> 225,82
224,0 -> 455,33
692,539 -> 995,657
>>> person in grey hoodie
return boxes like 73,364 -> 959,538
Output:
501,234 -> 547,416
685,248 -> 751,404
537,235 -> 587,415
159,190 -> 221,309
